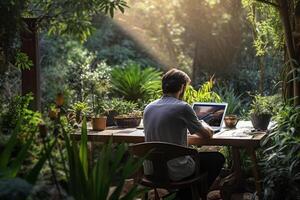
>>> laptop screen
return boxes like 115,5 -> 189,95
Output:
192,103 -> 227,127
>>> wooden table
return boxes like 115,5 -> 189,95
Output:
71,122 -> 267,199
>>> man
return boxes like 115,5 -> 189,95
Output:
143,68 -> 225,198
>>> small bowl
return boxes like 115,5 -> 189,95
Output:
224,115 -> 239,129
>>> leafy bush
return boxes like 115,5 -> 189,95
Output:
111,62 -> 162,103
249,94 -> 280,116
215,86 -> 243,115
61,118 -> 145,200
0,94 -> 41,137
0,120 -> 55,200
184,79 -> 222,105
105,98 -> 141,117
261,105 -> 300,200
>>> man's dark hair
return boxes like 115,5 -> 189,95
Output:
162,69 -> 191,94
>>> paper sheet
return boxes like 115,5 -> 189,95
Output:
213,128 -> 253,139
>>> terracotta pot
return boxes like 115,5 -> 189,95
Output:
114,117 -> 141,128
224,115 -> 239,129
91,116 -> 107,131
250,113 -> 271,130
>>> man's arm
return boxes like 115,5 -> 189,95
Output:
183,104 -> 213,138
195,120 -> 213,138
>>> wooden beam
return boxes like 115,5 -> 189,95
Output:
21,18 -> 41,111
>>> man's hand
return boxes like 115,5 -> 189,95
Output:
201,121 -> 214,138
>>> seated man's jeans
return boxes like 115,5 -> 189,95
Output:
177,152 -> 225,199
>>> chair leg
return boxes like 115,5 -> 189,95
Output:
191,184 -> 201,200
154,188 -> 160,200
144,191 -> 148,200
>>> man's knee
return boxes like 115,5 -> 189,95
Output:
214,152 -> 225,167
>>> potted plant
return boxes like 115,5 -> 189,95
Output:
91,101 -> 108,131
112,100 -> 142,128
104,98 -> 121,126
249,95 -> 275,130
69,101 -> 90,123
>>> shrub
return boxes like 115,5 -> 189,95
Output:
215,86 -> 243,115
249,94 -> 280,116
184,79 -> 222,105
111,62 -> 162,103
61,118 -> 145,200
261,105 -> 300,200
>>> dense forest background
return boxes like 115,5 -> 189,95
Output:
0,0 -> 284,108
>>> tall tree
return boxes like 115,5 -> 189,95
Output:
180,0 -> 243,84
0,0 -> 128,72
258,0 -> 300,105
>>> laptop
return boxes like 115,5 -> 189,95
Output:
192,102 -> 228,133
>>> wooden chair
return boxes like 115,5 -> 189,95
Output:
129,142 -> 208,200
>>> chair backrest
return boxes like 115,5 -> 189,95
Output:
129,142 -> 198,183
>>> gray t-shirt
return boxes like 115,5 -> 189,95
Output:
143,96 -> 204,181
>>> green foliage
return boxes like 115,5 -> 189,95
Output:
249,94 -> 280,116
14,51 -> 33,70
69,101 -> 91,116
242,0 -> 283,56
0,0 -> 128,72
62,117 -> 145,200
40,36 -> 112,108
261,105 -> 300,200
66,43 -> 111,102
184,80 -> 222,105
93,100 -> 110,117
0,94 -> 42,136
216,86 -> 243,115
85,17 -> 161,67
111,62 -> 162,103
0,0 -> 25,70
0,118 -> 56,199
106,98 -> 141,117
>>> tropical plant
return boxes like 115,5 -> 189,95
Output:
0,120 -> 55,200
261,105 -> 300,200
216,86 -> 243,115
106,99 -> 141,118
61,117 -> 145,200
70,101 -> 90,114
184,79 -> 222,105
249,94 -> 279,116
111,62 -> 162,103
93,100 -> 110,117
0,94 -> 42,136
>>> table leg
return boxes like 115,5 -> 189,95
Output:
220,147 -> 243,200
246,148 -> 262,198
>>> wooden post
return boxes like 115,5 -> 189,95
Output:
21,18 -> 41,111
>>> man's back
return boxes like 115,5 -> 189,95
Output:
143,96 -> 203,181
144,96 -> 190,146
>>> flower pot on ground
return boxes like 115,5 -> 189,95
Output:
249,95 -> 277,130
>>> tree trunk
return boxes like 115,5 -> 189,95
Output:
258,57 -> 265,94
276,0 -> 300,106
